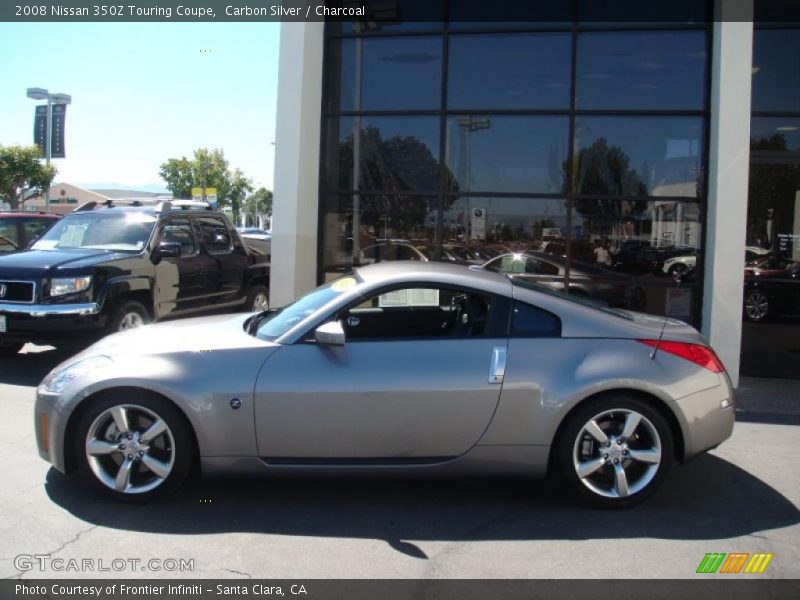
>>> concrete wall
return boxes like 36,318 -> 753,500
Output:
703,0 -> 754,386
269,22 -> 325,308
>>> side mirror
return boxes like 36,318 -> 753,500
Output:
154,241 -> 182,261
315,320 -> 345,347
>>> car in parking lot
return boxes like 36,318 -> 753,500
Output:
0,211 -> 60,254
481,252 -> 645,309
34,261 -> 734,507
0,200 -> 269,356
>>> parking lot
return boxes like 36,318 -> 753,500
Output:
1,345 -> 798,579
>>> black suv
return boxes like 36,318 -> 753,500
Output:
0,200 -> 270,356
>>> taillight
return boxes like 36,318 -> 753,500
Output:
637,339 -> 725,373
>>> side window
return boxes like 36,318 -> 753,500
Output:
0,218 -> 19,253
21,218 -> 54,247
196,217 -> 231,254
342,286 -> 492,340
511,301 -> 561,338
527,259 -> 559,276
159,218 -> 197,255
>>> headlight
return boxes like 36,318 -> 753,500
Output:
50,276 -> 92,297
40,356 -> 112,394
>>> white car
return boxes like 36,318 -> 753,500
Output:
662,255 -> 696,281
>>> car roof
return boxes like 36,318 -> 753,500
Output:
354,260 -> 513,295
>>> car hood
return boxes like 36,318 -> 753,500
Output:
0,248 -> 134,276
79,312 -> 276,359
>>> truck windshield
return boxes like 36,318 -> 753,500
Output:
31,212 -> 157,252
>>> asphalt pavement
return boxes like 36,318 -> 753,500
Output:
0,345 -> 798,579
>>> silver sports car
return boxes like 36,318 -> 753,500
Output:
34,262 -> 734,507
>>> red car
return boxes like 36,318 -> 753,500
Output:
0,211 -> 60,254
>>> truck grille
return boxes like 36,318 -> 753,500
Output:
0,281 -> 35,304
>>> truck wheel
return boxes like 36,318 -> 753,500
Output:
107,300 -> 151,333
247,285 -> 269,312
0,342 -> 24,357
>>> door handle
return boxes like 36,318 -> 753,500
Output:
488,346 -> 506,384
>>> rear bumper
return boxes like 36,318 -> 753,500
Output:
675,375 -> 735,459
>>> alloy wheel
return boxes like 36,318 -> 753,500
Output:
744,291 -> 769,321
85,404 -> 175,494
572,408 -> 662,499
251,292 -> 269,312
119,312 -> 145,330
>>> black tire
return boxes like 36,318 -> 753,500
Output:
105,299 -> 151,333
556,396 -> 674,508
74,392 -> 194,502
0,342 -> 24,357
246,284 -> 269,312
743,290 -> 770,322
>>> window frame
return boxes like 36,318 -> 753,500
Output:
193,215 -> 233,256
157,216 -> 200,258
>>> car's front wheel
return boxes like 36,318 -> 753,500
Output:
74,393 -> 193,501
556,396 -> 673,508
106,299 -> 151,333
668,263 -> 689,283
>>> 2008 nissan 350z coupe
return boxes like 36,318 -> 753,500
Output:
34,262 -> 734,507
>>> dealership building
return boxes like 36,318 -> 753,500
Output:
269,0 -> 800,385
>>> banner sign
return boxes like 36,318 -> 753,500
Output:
33,106 -> 46,156
32,104 -> 67,158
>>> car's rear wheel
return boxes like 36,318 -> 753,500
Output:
556,396 -> 673,508
107,300 -> 151,333
669,263 -> 689,283
74,393 -> 193,501
247,285 -> 269,312
744,290 -> 770,322
0,342 -> 24,357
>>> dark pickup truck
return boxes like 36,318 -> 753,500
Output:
0,200 -> 270,356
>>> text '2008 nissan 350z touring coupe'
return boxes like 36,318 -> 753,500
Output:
34,262 -> 734,507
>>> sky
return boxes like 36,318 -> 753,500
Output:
0,22 -> 280,192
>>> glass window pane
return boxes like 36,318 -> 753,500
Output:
447,33 -> 571,109
321,194 -> 439,278
751,117 -> 800,152
326,38 -> 356,112
0,219 -> 19,253
361,36 -> 442,110
324,116 -> 441,192
752,29 -> 800,113
443,197 -> 568,259
360,116 -> 441,192
574,117 -> 704,198
571,198 -> 703,324
511,301 -> 562,338
576,31 -> 707,110
446,116 -> 568,194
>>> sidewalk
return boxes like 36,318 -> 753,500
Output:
735,376 -> 800,423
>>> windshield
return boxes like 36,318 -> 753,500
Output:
31,212 -> 157,252
254,275 -> 359,341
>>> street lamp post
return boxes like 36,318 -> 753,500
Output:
26,87 -> 71,211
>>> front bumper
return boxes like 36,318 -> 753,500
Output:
0,302 -> 105,344
35,390 -> 69,473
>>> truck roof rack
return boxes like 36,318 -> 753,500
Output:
73,198 -> 162,212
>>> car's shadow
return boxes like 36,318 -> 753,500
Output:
0,346 -> 80,387
44,454 -> 799,559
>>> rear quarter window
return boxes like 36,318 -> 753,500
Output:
511,301 -> 561,338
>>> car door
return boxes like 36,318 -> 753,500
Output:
253,284 -> 509,460
153,217 -> 207,317
193,215 -> 242,306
